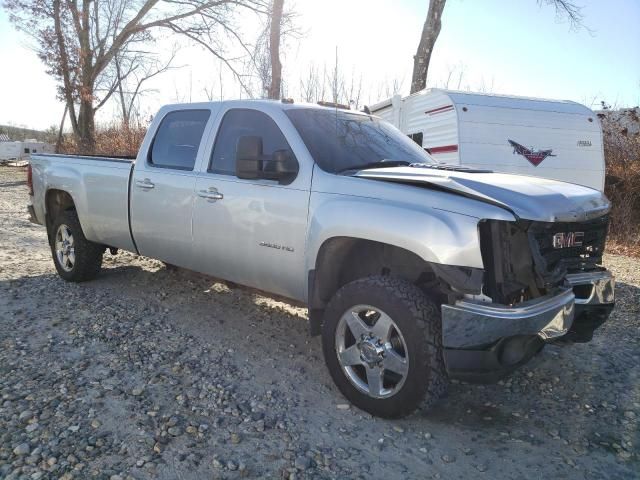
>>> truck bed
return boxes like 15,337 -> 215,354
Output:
29,153 -> 137,253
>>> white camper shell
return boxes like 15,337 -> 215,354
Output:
369,89 -> 605,191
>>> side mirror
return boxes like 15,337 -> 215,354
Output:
236,136 -> 263,180
236,136 -> 299,184
262,149 -> 299,183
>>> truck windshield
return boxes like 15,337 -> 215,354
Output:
285,108 -> 435,173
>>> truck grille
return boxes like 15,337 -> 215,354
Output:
528,215 -> 609,285
479,215 -> 609,305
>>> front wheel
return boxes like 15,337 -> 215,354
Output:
50,210 -> 104,282
322,276 -> 447,418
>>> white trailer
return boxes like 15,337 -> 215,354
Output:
0,142 -> 23,162
369,89 -> 605,191
0,139 -> 53,163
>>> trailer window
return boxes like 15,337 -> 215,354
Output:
149,109 -> 210,170
408,132 -> 423,147
24,148 -> 29,154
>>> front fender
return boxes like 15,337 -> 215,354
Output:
306,193 -> 494,276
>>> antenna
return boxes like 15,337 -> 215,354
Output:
335,46 -> 338,138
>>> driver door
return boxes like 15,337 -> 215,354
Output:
192,108 -> 311,301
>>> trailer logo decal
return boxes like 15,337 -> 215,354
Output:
508,139 -> 556,166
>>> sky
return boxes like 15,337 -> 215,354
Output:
0,0 -> 639,130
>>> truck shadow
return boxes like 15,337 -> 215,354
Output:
0,180 -> 27,187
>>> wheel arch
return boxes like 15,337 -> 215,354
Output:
45,189 -> 77,241
307,236 -> 483,335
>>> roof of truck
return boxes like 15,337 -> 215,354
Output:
160,99 -> 369,115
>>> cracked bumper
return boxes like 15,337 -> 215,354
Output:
563,270 -> 615,342
565,270 -> 615,306
441,270 -> 615,381
441,288 -> 575,350
441,270 -> 615,350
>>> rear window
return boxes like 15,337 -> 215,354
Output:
150,110 -> 210,170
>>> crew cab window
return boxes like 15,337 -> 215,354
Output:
209,109 -> 292,176
150,109 -> 210,170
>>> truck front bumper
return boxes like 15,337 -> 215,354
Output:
441,270 -> 614,382
563,270 -> 615,342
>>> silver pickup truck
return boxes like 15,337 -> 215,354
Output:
28,100 -> 615,418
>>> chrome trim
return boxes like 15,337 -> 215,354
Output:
441,289 -> 575,349
197,187 -> 223,201
135,178 -> 155,189
565,270 -> 615,306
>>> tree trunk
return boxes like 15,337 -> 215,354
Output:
410,0 -> 446,94
114,56 -> 131,127
55,103 -> 68,154
268,0 -> 284,99
77,92 -> 96,154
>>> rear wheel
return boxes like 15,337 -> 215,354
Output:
322,276 -> 447,418
50,210 -> 104,282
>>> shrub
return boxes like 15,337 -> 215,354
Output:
601,108 -> 640,256
59,121 -> 147,158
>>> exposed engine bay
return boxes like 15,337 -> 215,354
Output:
478,215 -> 609,305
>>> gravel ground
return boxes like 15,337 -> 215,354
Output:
0,166 -> 638,479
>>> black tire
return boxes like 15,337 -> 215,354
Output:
50,209 -> 104,282
322,276 -> 447,418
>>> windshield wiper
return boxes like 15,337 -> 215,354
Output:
337,160 -> 411,174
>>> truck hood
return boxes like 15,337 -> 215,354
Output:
355,166 -> 610,222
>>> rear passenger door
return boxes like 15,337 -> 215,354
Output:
130,108 -> 212,269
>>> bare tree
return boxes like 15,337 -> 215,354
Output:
345,70 -> 363,110
299,64 -> 323,102
55,104 -> 68,153
251,0 -> 298,98
409,0 -> 586,95
5,0 -> 265,153
297,61 -> 364,108
114,46 -> 178,127
539,0 -> 585,29
410,0 -> 446,94
267,0 -> 284,99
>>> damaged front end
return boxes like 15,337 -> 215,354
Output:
442,215 -> 614,382
479,215 -> 609,302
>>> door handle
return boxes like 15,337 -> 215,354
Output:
197,187 -> 223,201
135,178 -> 155,189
